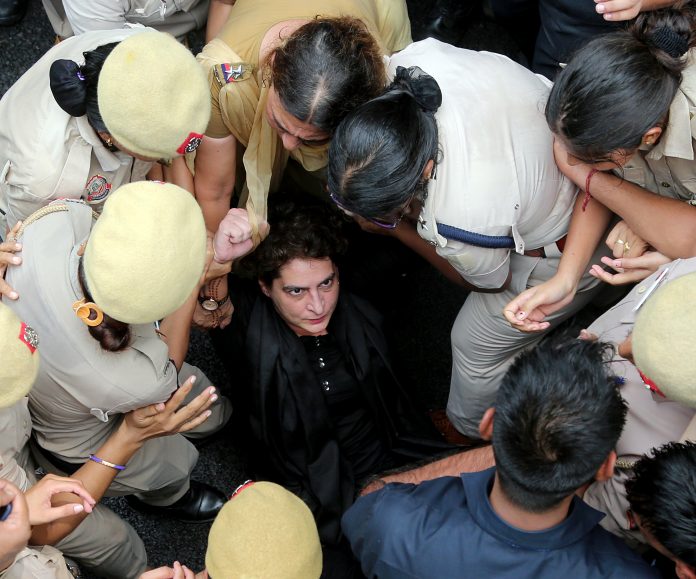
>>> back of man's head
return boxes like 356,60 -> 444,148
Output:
626,442 -> 696,570
493,339 -> 627,513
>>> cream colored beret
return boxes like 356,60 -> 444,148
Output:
0,303 -> 39,408
633,272 -> 696,408
98,30 -> 210,160
206,482 -> 322,579
83,181 -> 206,324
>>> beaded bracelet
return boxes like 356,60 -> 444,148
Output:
89,454 -> 126,471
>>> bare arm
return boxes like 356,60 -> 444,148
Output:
362,446 -> 495,494
193,135 -> 237,233
206,0 -> 236,42
30,378 -> 216,545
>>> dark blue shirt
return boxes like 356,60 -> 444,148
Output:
342,468 -> 657,579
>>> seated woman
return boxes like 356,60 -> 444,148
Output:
189,0 -> 412,327
505,5 -> 696,330
213,199 -> 447,548
4,181 -> 248,528
327,38 -> 610,438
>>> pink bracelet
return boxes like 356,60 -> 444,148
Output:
89,454 -> 126,471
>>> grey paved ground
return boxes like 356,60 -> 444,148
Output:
0,2 -> 536,576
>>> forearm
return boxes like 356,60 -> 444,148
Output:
158,287 -> 199,370
163,157 -> 195,195
30,422 -> 143,545
554,193 -> 613,288
588,171 -> 696,257
193,136 -> 237,233
380,446 -> 495,486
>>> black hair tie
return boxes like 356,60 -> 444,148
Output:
392,66 -> 443,113
49,59 -> 88,117
649,26 -> 689,59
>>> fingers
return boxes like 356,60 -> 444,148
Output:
173,561 -> 196,579
139,566 -> 175,579
0,278 -> 18,300
165,376 -> 196,411
5,220 -> 22,242
173,386 -> 217,433
589,263 -> 648,286
595,0 -> 641,21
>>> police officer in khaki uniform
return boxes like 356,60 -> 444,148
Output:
581,259 -> 696,547
0,28 -> 209,233
4,183 -> 245,557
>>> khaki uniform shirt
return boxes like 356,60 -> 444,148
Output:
0,29 -> 152,231
391,39 -> 576,290
0,399 -> 34,491
196,0 -> 411,231
621,49 -> 696,204
0,546 -> 72,579
63,0 -> 208,36
582,258 -> 696,546
5,201 -> 178,462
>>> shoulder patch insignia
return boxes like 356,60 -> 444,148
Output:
84,175 -> 112,204
213,62 -> 253,87
19,322 -> 38,353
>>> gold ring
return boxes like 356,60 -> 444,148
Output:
623,242 -> 631,254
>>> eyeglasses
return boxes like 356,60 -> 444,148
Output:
329,188 -> 423,230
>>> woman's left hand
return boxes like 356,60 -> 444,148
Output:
0,221 -> 23,300
595,0 -> 645,21
589,251 -> 671,285
192,298 -> 233,330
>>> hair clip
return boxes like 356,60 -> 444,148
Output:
72,298 -> 104,327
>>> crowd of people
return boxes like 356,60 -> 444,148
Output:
0,0 -> 695,577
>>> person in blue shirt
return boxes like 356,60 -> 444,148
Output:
342,339 -> 658,579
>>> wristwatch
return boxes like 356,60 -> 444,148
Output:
198,294 -> 230,312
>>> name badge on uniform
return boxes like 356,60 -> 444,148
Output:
84,175 -> 112,204
213,62 -> 253,88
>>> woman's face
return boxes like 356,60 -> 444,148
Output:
265,87 -> 331,151
260,257 -> 339,337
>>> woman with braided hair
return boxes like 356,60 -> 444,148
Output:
505,3 -> 696,331
328,38 -> 610,439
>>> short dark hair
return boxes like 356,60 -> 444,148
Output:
238,198 -> 348,286
546,4 -> 696,162
493,339 -> 627,512
269,17 -> 386,135
626,442 -> 696,567
327,66 -> 441,220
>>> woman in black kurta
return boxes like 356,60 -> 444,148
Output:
215,200 -> 447,547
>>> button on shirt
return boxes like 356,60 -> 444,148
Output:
343,468 -> 657,579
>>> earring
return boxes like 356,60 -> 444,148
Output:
72,298 -> 104,327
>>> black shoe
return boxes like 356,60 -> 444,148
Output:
126,481 -> 226,523
419,0 -> 481,45
0,0 -> 28,27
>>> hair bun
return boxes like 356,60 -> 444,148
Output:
50,59 -> 87,117
392,66 -> 442,113
649,25 -> 690,58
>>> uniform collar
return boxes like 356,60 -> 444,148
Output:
462,468 -> 604,550
646,88 -> 694,162
75,115 -> 122,172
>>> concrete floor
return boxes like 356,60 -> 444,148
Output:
0,2 -> 530,575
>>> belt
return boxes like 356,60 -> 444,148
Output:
33,438 -> 80,475
523,234 -> 567,258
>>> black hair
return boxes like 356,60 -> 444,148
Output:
269,17 -> 386,135
327,66 -> 441,220
626,441 -> 696,567
49,42 -> 118,133
237,197 -> 348,286
77,259 -> 131,352
493,339 -> 627,513
546,3 -> 696,162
